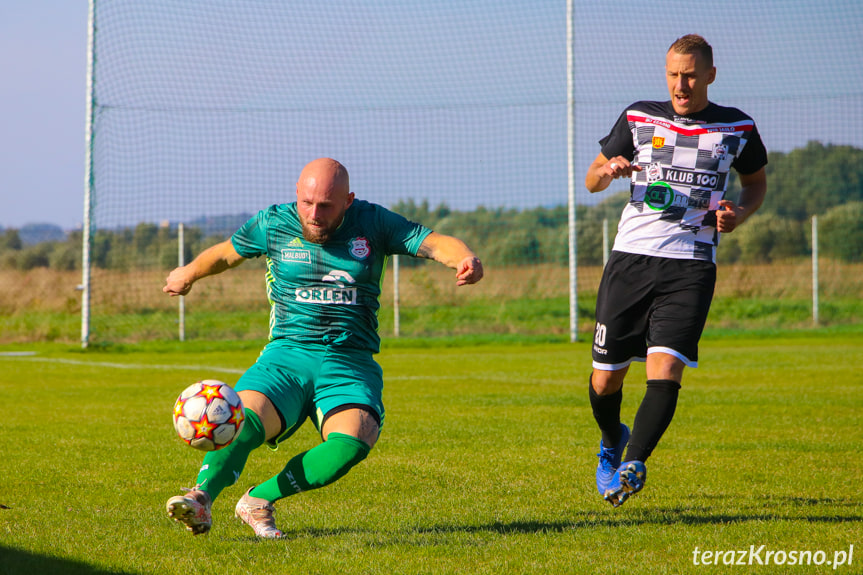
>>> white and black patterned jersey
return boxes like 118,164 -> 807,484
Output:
599,100 -> 767,262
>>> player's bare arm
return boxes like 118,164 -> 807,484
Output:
416,232 -> 483,286
585,153 -> 643,193
716,167 -> 767,233
163,240 -> 246,296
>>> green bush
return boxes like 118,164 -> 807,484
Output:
819,201 -> 863,262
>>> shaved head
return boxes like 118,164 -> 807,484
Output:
296,158 -> 353,243
297,158 -> 350,197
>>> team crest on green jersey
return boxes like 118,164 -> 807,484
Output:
349,237 -> 371,260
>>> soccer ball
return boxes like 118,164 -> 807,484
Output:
173,380 -> 245,451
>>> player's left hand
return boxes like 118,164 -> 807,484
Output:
715,199 -> 741,233
164,266 -> 195,296
455,256 -> 483,286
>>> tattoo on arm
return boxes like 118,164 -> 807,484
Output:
416,243 -> 433,259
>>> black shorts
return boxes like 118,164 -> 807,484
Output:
592,251 -> 716,370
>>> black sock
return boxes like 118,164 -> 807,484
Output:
625,379 -> 681,463
589,375 -> 623,447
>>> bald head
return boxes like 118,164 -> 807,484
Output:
297,158 -> 350,197
296,158 -> 353,243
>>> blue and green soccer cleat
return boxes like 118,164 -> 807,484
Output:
603,460 -> 647,508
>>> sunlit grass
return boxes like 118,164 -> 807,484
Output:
0,333 -> 860,574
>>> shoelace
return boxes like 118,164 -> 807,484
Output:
598,447 -> 617,461
247,503 -> 277,523
180,487 -> 209,506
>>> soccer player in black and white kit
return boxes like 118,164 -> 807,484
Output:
585,35 -> 768,507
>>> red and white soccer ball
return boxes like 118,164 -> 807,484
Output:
173,380 -> 245,451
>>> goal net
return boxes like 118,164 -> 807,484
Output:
82,0 -> 863,344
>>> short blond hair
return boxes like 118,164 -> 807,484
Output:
668,34 -> 713,69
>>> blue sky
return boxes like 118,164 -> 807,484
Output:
2,1 -> 861,230
1,3 -> 88,229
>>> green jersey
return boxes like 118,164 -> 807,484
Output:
231,199 -> 432,353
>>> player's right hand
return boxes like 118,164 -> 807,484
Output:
605,156 -> 642,179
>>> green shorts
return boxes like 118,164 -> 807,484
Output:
234,338 -> 384,445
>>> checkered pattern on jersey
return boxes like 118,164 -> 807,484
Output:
619,108 -> 754,260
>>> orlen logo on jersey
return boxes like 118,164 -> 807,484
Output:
295,270 -> 357,305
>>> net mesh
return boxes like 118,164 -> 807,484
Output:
80,0 -> 863,343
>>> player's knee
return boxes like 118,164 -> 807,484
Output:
237,390 -> 283,441
322,406 -> 381,448
590,370 -> 624,395
232,408 -> 267,450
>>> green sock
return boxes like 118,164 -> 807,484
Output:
250,432 -> 371,502
195,409 -> 265,501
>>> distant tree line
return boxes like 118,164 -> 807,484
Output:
394,141 -> 863,266
1,141 -> 861,271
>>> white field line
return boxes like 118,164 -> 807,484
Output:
0,357 -> 552,384
0,355 -> 245,374
0,359 -> 489,381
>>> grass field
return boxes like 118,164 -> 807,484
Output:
0,330 -> 861,574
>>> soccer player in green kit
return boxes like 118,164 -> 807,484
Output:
163,158 -> 483,538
